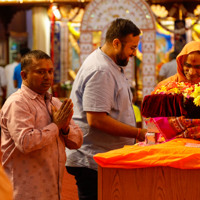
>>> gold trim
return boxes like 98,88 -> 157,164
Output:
0,0 -> 91,4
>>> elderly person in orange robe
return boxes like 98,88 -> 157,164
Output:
146,41 -> 200,140
154,41 -> 200,92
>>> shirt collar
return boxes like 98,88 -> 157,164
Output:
98,47 -> 124,74
21,84 -> 52,101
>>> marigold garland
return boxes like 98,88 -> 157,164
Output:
154,82 -> 200,106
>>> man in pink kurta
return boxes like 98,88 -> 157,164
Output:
0,50 -> 83,200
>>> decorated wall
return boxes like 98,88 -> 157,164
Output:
80,0 -> 156,97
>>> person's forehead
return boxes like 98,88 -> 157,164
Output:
31,59 -> 54,69
186,52 -> 200,63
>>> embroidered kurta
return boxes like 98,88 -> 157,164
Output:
0,84 -> 83,200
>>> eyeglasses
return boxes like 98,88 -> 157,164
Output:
121,42 -> 137,52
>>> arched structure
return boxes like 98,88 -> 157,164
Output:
80,0 -> 156,96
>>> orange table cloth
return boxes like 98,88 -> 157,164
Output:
94,138 -> 200,169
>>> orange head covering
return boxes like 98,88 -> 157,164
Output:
176,41 -> 200,82
153,41 -> 200,93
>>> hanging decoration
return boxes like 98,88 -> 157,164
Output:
68,22 -> 80,38
155,16 -> 200,35
151,3 -> 200,34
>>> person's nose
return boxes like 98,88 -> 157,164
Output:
131,49 -> 136,57
44,71 -> 51,79
132,50 -> 137,57
189,68 -> 197,75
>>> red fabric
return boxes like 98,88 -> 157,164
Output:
141,94 -> 187,118
94,138 -> 200,169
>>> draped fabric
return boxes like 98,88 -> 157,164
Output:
94,138 -> 200,169
141,94 -> 200,119
32,7 -> 50,54
141,94 -> 186,118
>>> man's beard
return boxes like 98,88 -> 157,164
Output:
116,54 -> 129,66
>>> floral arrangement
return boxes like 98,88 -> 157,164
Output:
154,82 -> 200,106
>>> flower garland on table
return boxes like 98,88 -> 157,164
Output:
154,82 -> 200,106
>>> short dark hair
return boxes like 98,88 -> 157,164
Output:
105,18 -> 141,43
20,47 -> 30,57
21,50 -> 51,71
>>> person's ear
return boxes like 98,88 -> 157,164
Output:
113,38 -> 121,49
21,70 -> 27,80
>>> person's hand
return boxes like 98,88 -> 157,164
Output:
51,99 -> 74,130
137,128 -> 147,141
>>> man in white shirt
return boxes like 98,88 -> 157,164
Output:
66,18 -> 147,200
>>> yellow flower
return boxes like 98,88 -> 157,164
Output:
154,85 -> 167,94
193,96 -> 200,106
169,88 -> 180,94
191,84 -> 200,98
160,85 -> 167,91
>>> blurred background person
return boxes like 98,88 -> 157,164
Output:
13,47 -> 30,89
158,51 -> 178,83
5,52 -> 20,98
